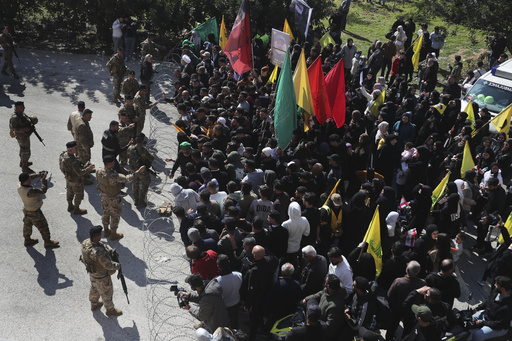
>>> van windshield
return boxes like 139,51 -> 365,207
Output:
465,79 -> 512,113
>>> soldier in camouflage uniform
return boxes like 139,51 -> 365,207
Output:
17,172 -> 59,248
133,84 -> 159,135
140,33 -> 165,61
118,95 -> 142,124
80,226 -> 122,316
0,26 -> 19,79
128,133 -> 154,207
106,47 -> 129,104
67,101 -> 85,137
96,155 -> 145,240
61,141 -> 95,214
74,108 -> 94,165
117,112 -> 135,167
121,71 -> 139,99
9,101 -> 36,173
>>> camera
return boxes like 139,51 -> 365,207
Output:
170,285 -> 189,308
487,213 -> 500,226
39,170 -> 48,177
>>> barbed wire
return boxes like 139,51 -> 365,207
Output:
140,60 -> 196,341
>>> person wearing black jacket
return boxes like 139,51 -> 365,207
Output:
469,276 -> 512,341
474,176 -> 506,254
300,245 -> 329,298
425,259 -> 461,308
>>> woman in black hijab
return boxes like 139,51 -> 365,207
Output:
413,224 -> 439,277
342,192 -> 372,255
408,183 -> 432,235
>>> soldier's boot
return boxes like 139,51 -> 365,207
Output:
67,201 -> 74,212
109,231 -> 124,240
106,308 -> 123,316
24,238 -> 39,246
13,73 -> 19,80
103,225 -> 111,238
73,206 -> 88,215
91,301 -> 103,311
21,163 -> 35,173
44,240 -> 60,248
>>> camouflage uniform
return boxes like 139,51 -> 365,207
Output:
134,91 -> 150,135
17,178 -> 52,242
74,116 -> 94,164
81,238 -> 120,311
140,39 -> 163,60
10,112 -> 36,164
121,77 -> 140,98
62,151 -> 92,209
106,53 -> 129,101
96,167 -> 135,233
128,144 -> 154,205
0,30 -> 17,77
119,103 -> 142,124
117,123 -> 134,167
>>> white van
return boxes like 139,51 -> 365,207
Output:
462,59 -> 512,132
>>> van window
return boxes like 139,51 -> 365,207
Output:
465,79 -> 512,113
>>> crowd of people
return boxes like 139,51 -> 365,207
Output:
7,9 -> 512,341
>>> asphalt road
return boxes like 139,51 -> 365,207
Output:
0,48 -> 497,341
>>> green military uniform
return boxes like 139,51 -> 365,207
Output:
81,238 -> 120,312
117,122 -> 134,167
61,151 -> 93,213
17,178 -> 56,246
10,111 -> 36,168
140,38 -> 163,60
121,77 -> 140,98
133,91 -> 150,135
74,116 -> 94,164
128,144 -> 154,206
119,103 -> 142,124
106,53 -> 129,102
96,167 -> 135,236
0,29 -> 18,78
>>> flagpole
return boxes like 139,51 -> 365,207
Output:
472,103 -> 512,137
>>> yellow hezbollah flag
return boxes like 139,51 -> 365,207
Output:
319,32 -> 336,49
283,18 -> 294,43
370,89 -> 385,117
431,171 -> 450,209
464,100 -> 476,129
219,15 -> 228,50
461,141 -> 475,178
363,205 -> 382,276
412,33 -> 423,72
293,50 -> 315,131
491,104 -> 512,137
266,65 -> 279,86
324,179 -> 341,206
499,211 -> 512,244
432,103 -> 447,115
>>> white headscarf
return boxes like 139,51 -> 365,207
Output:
375,121 -> 389,143
454,179 -> 465,202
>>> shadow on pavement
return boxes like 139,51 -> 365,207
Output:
26,247 -> 73,296
93,313 -> 141,341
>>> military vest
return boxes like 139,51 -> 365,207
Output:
96,168 -> 124,196
18,184 -> 43,211
80,239 -> 115,276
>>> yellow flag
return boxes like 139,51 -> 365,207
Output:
412,33 -> 423,72
461,141 -> 475,178
431,171 -> 450,209
293,50 -> 315,120
464,100 -> 476,129
319,32 -> 336,49
370,89 -> 385,117
363,205 -> 382,276
219,15 -> 228,50
266,65 -> 279,86
499,211 -> 512,244
171,122 -> 185,134
432,103 -> 447,115
491,104 -> 512,137
283,18 -> 294,43
324,179 -> 341,206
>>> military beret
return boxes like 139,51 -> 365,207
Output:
129,70 -> 135,75
140,84 -> 147,90
89,226 -> 103,238
66,141 -> 77,149
15,101 -> 24,107
117,46 -> 124,52
136,133 -> 146,139
125,95 -> 133,100
103,155 -> 115,164
118,110 -> 127,116
19,172 -> 30,183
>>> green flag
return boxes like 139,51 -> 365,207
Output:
274,49 -> 297,148
194,17 -> 219,45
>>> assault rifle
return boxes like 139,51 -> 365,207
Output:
111,249 -> 130,304
19,113 -> 45,146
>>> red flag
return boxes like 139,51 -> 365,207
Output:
399,196 -> 407,209
224,0 -> 253,75
324,59 -> 346,128
307,57 -> 331,125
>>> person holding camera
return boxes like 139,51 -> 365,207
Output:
17,171 -> 59,248
178,273 -> 229,332
80,226 -> 122,316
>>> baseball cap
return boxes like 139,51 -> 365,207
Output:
412,304 -> 432,321
331,193 -> 342,206
180,141 -> 193,149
